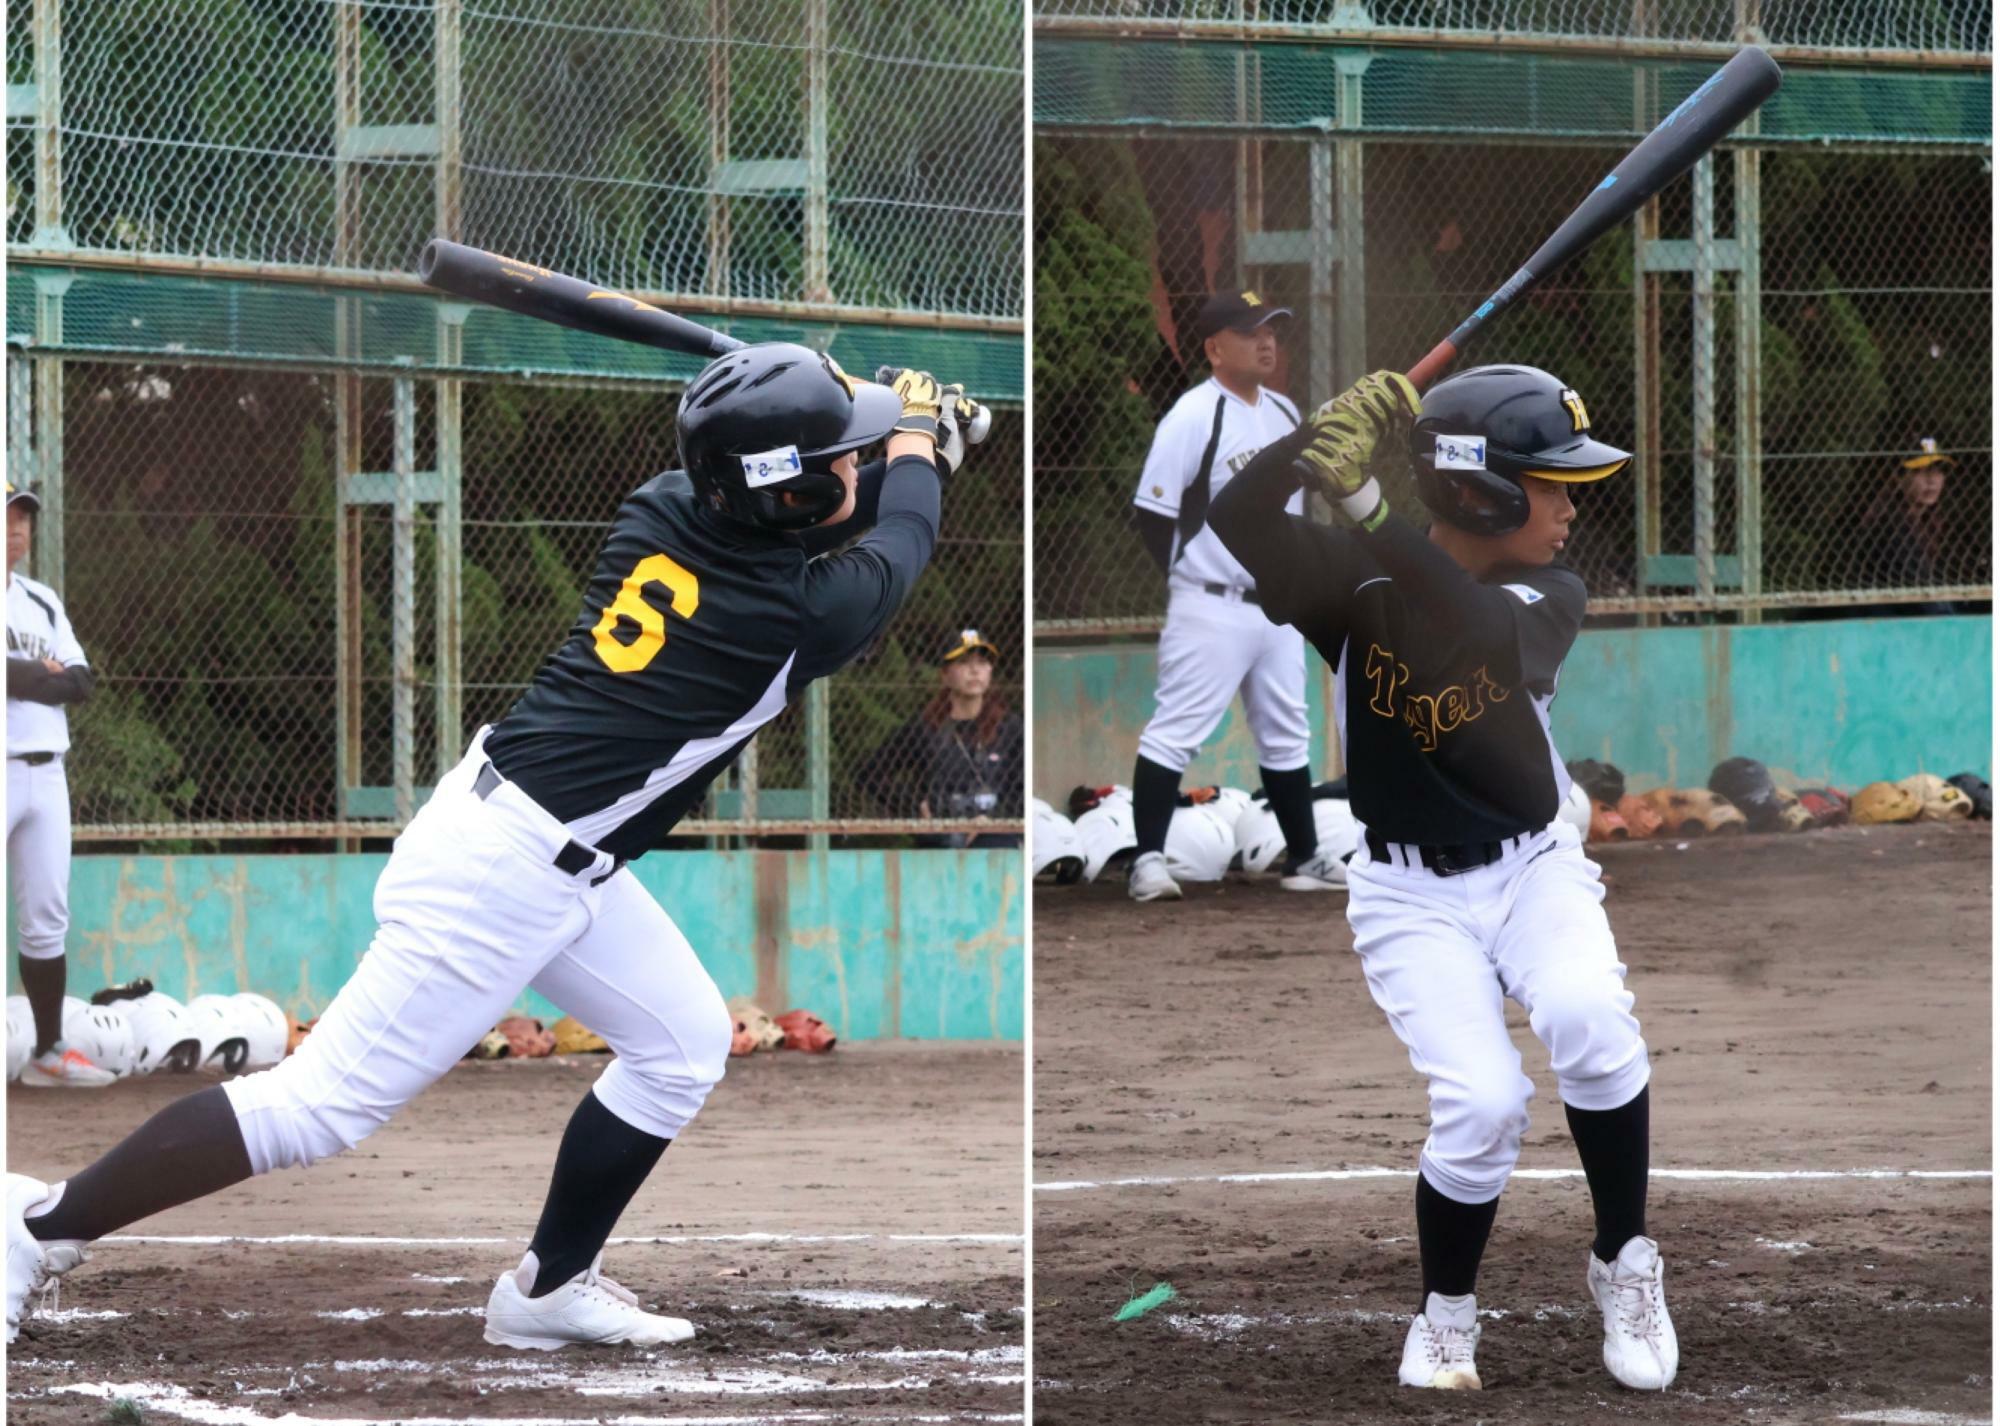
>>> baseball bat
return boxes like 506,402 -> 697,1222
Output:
1405,45 -> 1782,391
417,239 -> 746,360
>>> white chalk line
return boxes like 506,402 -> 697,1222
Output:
1837,1414 -> 1991,1426
102,1230 -> 1023,1247
47,1383 -> 1026,1426
1036,1166 -> 1991,1192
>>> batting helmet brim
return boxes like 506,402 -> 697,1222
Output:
1509,433 -> 1633,483
816,381 -> 901,461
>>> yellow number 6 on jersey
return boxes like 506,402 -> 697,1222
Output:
591,553 -> 700,673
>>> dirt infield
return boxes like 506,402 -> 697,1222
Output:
7,1042 -> 1024,1424
1033,822 -> 1991,1424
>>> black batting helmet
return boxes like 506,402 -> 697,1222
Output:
1409,365 -> 1631,535
677,342 -> 900,532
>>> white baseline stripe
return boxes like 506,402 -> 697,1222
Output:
103,1231 -> 1023,1247
1036,1167 -> 1991,1193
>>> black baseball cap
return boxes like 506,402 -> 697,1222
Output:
6,482 -> 40,514
941,627 -> 1000,664
1194,290 -> 1293,343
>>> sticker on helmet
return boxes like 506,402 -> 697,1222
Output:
1434,434 -> 1488,471
1561,388 -> 1589,431
741,446 -> 803,487
1502,583 -> 1546,605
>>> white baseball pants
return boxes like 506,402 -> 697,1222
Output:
1137,584 -> 1311,773
225,733 -> 733,1174
1345,818 -> 1650,1205
7,755 -> 72,961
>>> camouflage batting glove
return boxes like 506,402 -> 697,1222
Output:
883,368 -> 944,440
1294,370 -> 1421,531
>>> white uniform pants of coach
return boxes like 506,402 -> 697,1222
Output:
225,731 -> 733,1174
7,755 -> 72,962
1345,818 -> 1650,1205
1137,583 -> 1311,774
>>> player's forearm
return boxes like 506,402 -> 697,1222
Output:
7,657 -> 94,705
1207,426 -> 1323,602
1134,509 -> 1175,574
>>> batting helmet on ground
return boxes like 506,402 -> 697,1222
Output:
186,994 -> 252,1073
1164,805 -> 1235,883
676,343 -> 900,532
124,991 -> 203,1074
1031,798 -> 1086,884
1073,793 -> 1138,884
1411,366 -> 1632,535
6,997 -> 32,1081
1233,798 -> 1288,875
232,993 -> 291,1069
61,997 -> 137,1077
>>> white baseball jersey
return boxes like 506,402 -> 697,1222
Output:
7,573 -> 88,757
1132,379 -> 1303,592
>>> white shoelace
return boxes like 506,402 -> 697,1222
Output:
1606,1271 -> 1663,1340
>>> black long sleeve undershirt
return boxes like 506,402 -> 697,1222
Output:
1134,508 -> 1175,575
7,656 -> 96,706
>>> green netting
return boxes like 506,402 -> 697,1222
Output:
5,268 -> 1024,403
1031,0 -> 1991,55
5,0 -> 1023,322
1033,40 -> 1993,148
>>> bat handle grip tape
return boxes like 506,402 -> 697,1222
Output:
1405,340 -> 1459,394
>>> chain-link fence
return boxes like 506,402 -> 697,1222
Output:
8,0 -> 1024,844
1033,40 -> 1991,632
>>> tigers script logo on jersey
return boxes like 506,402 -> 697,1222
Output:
1362,642 -> 1511,753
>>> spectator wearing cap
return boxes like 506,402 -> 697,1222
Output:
1123,291 -> 1340,902
1856,437 -> 1961,616
856,627 -> 1023,849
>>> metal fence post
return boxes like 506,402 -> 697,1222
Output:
333,0 -> 364,839
31,0 -> 68,250
1308,138 -> 1335,403
434,0 -> 465,771
391,376 -> 417,823
1333,52 -> 1371,393
804,0 -> 830,303
807,680 -> 831,853
707,0 -> 733,295
30,274 -> 69,592
1691,153 -> 1716,605
1734,149 -> 1764,623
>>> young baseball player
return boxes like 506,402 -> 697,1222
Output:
1209,364 -> 1673,1392
1127,291 -> 1336,902
6,349 -> 975,1348
6,482 -> 115,1089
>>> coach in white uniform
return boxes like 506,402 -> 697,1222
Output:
6,483 -> 113,1088
1127,292 -> 1337,901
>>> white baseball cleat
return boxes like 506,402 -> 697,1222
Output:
6,1175 -> 87,1344
483,1250 -> 695,1350
1279,851 -> 1347,891
1398,1290 -> 1482,1389
1126,851 -> 1182,902
18,1043 -> 117,1088
1588,1235 -> 1678,1390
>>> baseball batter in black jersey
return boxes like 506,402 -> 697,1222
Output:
6,347 -> 975,1350
1210,365 -> 1674,1392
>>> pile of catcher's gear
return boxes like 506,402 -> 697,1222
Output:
1567,757 -> 1990,842
5,978 -> 311,1082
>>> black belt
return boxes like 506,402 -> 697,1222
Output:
1365,828 -> 1529,877
473,762 -> 623,885
11,752 -> 56,766
1201,582 -> 1259,605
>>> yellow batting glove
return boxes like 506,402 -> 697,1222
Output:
884,368 -> 944,440
1294,370 -> 1421,530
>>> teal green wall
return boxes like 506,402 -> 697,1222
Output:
18,850 -> 1021,1042
1035,616 -> 1991,799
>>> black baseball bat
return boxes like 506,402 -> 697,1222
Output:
417,239 -> 746,360
1406,45 -> 1782,390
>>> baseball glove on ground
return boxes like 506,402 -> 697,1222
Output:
1851,781 -> 1922,825
1680,788 -> 1747,835
1614,793 -> 1665,839
470,1029 -> 510,1059
1709,756 -> 1782,831
1567,759 -> 1627,807
1947,772 -> 1991,819
1897,773 -> 1974,822
1639,788 -> 1706,836
727,997 -> 786,1052
552,1016 -> 610,1055
1588,801 -> 1630,841
775,1010 -> 837,1053
1796,787 -> 1850,827
498,1015 -> 556,1058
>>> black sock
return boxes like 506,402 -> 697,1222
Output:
27,1086 -> 253,1243
525,1090 -> 671,1297
1260,765 -> 1318,866
1131,755 -> 1181,857
1566,1084 -> 1650,1263
19,955 -> 65,1057
1415,1173 -> 1499,1308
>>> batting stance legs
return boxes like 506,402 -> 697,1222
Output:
1347,820 -> 1663,1383
8,733 -> 731,1345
